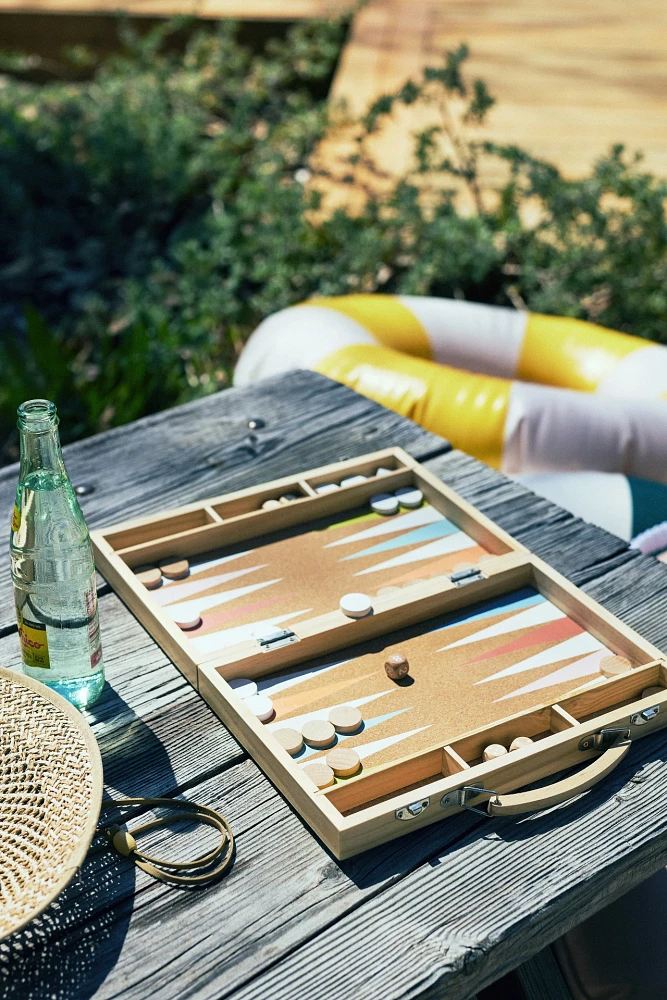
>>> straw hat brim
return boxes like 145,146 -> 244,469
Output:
0,666 -> 103,940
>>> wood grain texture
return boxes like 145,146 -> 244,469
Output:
3,372 -> 667,1000
516,948 -> 573,1000
0,0 -> 351,18
0,370 -> 449,631
330,0 -> 667,181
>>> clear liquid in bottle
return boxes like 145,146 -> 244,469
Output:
10,399 -> 104,709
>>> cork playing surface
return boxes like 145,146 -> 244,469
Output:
148,502 -> 492,656
254,586 -> 638,778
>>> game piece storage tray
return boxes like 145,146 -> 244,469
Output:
92,448 -> 667,858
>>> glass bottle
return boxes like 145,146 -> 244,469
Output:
10,399 -> 104,709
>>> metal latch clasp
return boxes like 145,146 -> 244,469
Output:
395,797 -> 430,821
578,727 -> 630,752
440,784 -> 499,817
256,628 -> 299,651
631,705 -> 660,726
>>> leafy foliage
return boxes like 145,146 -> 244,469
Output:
1,23 -> 666,463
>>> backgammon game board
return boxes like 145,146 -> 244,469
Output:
92,448 -> 667,858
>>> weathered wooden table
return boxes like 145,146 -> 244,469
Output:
2,370 -> 667,1000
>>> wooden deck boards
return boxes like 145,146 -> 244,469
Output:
2,371 -> 667,999
329,0 -> 667,180
0,0 -> 350,18
2,0 -> 666,180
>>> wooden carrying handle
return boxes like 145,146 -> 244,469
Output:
487,736 -> 631,817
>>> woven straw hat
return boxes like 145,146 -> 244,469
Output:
0,666 -> 103,940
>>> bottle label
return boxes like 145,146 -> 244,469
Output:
11,505 -> 20,532
16,603 -> 50,669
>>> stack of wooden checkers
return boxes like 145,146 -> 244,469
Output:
272,705 -> 365,788
134,556 -> 190,590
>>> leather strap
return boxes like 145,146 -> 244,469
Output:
487,736 -> 631,817
96,797 -> 234,887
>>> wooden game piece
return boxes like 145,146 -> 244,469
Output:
315,483 -> 339,495
483,743 -> 508,761
328,705 -> 362,734
384,653 -> 409,680
509,736 -> 534,752
339,592 -> 373,619
394,486 -> 423,509
273,728 -> 304,755
261,498 -> 282,511
370,493 -> 399,516
158,556 -> 190,580
245,694 -> 275,722
325,747 -> 362,777
340,475 -> 368,487
167,608 -> 202,630
279,493 -> 299,504
375,467 -> 393,477
641,686 -> 663,699
303,762 -> 335,789
135,566 -> 162,590
301,719 -> 336,748
600,654 -> 633,678
228,677 -> 258,699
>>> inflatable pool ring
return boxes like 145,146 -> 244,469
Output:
235,295 -> 667,483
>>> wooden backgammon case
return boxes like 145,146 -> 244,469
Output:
92,448 -> 666,858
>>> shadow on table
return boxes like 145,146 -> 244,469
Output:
0,683 -> 176,1000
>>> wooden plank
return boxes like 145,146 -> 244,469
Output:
0,370 -> 449,632
516,948 -> 573,1000
0,0 -> 351,19
329,0 -> 667,183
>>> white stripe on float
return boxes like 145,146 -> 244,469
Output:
400,295 -> 527,378
233,305 -> 375,385
502,382 -> 667,484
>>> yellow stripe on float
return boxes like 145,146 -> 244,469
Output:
307,295 -> 432,359
518,314 -> 644,392
315,344 -> 510,469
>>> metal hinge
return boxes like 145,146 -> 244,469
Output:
450,567 -> 485,586
395,797 -> 430,821
578,727 -> 630,752
256,628 -> 299,651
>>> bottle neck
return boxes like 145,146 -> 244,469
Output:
17,400 -> 67,483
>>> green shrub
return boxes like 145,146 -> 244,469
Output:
1,25 -> 666,462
